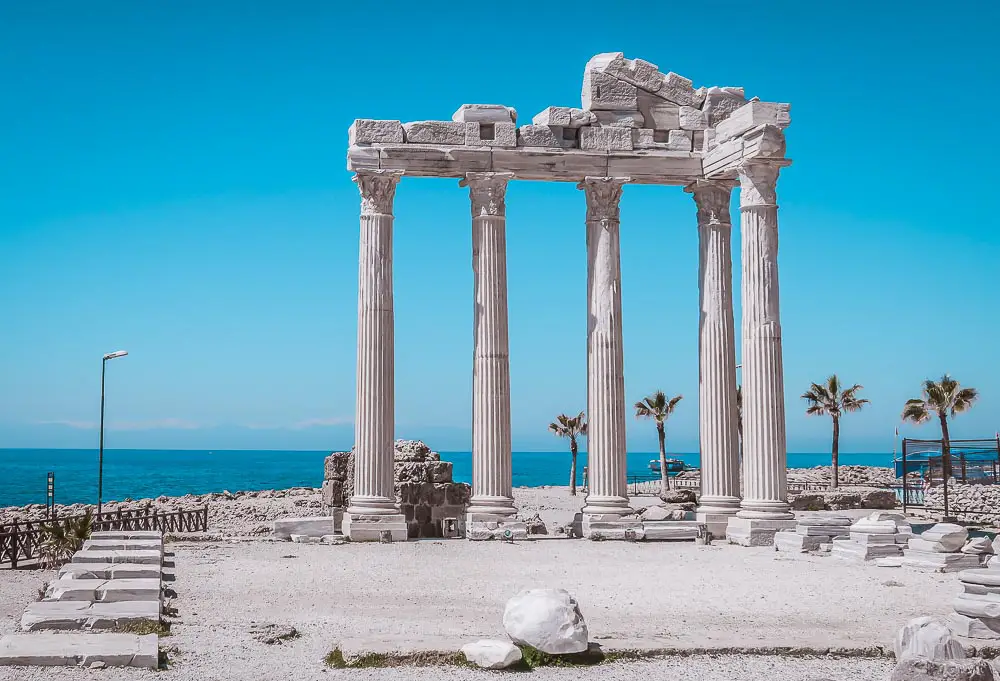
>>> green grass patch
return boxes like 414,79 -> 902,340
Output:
517,644 -> 607,668
324,648 -> 471,669
114,619 -> 171,637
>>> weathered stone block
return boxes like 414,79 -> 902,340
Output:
593,110 -> 644,128
395,462 -> 427,483
21,601 -> 161,632
72,551 -> 161,566
632,128 -> 655,148
715,101 -> 792,143
415,505 -> 432,524
701,86 -> 748,126
397,482 -> 421,505
666,130 -> 692,151
465,121 -> 516,148
658,72 -> 696,106
324,452 -> 351,481
349,119 -> 404,145
582,70 -> 637,111
679,106 -> 708,130
518,125 -> 576,149
446,483 -> 472,505
403,121 -> 466,145
422,482 -> 446,506
452,104 -> 516,124
59,564 -> 161,581
273,516 -> 338,540
46,579 -> 161,603
427,461 -> 453,483
322,479 -> 344,508
0,633 -> 158,668
531,106 -> 595,128
579,126 -> 632,151
402,504 -> 414,522
643,99 -> 680,130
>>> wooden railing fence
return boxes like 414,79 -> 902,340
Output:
0,505 -> 208,569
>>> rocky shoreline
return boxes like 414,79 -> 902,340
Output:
0,464 -> 904,536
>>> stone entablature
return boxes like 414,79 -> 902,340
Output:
347,52 -> 790,185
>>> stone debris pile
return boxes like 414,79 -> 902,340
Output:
347,52 -> 790,184
321,440 -> 470,539
896,523 -> 986,572
774,515 -> 852,553
0,530 -> 167,669
891,616 -> 994,681
830,512 -> 911,562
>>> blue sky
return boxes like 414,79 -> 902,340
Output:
1,2 -> 998,453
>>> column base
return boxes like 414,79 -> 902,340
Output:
581,495 -> 633,516
346,494 -> 399,516
725,516 -> 796,547
736,498 -> 793,520
466,496 -> 517,518
342,512 -> 408,542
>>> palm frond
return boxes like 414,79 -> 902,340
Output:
901,398 -> 931,424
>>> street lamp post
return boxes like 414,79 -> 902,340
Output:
98,350 -> 128,515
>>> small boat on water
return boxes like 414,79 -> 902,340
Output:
648,458 -> 688,474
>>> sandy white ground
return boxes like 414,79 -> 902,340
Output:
0,488 -> 950,680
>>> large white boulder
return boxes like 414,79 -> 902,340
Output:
502,589 -> 588,654
460,640 -> 522,669
894,616 -> 966,661
963,537 -> 995,555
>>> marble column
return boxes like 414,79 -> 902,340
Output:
461,172 -> 517,520
736,161 -> 793,521
345,169 -> 407,541
579,177 -> 632,517
686,181 -> 741,527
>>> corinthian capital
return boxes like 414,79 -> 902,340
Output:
736,162 -> 781,208
685,180 -> 734,226
460,172 -> 514,218
578,176 -> 629,222
354,170 -> 403,216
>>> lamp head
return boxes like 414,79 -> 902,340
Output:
103,350 -> 128,360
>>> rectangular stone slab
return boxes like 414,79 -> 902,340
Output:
90,531 -> 162,540
273,516 -> 338,540
72,550 -> 162,565
59,563 -> 162,580
82,539 -> 163,553
21,601 -> 160,631
46,579 -> 161,603
0,633 -> 157,668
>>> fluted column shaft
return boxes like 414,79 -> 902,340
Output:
462,173 -> 516,517
687,181 -> 741,515
737,162 -> 793,519
349,170 -> 403,516
579,177 -> 632,516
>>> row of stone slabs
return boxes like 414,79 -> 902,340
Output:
0,530 -> 167,669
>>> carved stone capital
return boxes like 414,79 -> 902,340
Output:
686,180 -> 734,227
736,162 -> 781,208
354,170 -> 403,216
577,176 -> 629,222
460,172 -> 514,218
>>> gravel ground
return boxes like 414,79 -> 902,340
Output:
0,531 -> 957,680
0,655 -> 895,681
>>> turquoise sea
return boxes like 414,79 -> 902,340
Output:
0,449 -> 895,509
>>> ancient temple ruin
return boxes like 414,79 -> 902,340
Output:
344,52 -> 794,543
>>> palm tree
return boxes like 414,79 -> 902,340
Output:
801,375 -> 869,489
634,391 -> 683,497
548,412 -> 587,495
38,510 -> 92,569
902,375 -> 978,480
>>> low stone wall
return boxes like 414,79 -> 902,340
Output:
924,483 -> 1000,525
322,440 -> 470,539
789,487 -> 897,511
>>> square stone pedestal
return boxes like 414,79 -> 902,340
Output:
726,517 -> 796,547
342,513 -> 407,542
696,512 -> 736,540
464,514 -> 527,541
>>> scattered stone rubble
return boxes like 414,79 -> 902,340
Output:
951,539 -> 1000,640
831,512 -> 911,562
0,530 -> 167,669
774,515 -> 852,553
892,616 -> 994,681
895,523 -> 987,572
322,440 -> 470,539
